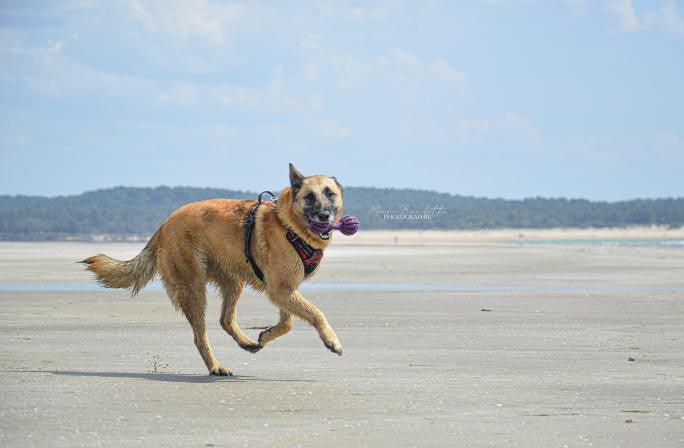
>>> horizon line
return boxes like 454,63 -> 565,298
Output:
1,184 -> 683,204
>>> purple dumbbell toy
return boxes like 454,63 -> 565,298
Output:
308,215 -> 360,236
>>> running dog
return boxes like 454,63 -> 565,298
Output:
82,164 -> 344,375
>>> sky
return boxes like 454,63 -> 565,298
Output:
0,0 -> 683,200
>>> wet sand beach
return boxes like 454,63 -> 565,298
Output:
1,230 -> 683,447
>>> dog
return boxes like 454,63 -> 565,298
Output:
82,163 -> 344,375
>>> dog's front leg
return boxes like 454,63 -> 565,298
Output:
266,287 -> 342,355
257,309 -> 293,347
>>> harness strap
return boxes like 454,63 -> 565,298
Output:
244,202 -> 264,282
243,191 -> 276,283
286,229 -> 324,277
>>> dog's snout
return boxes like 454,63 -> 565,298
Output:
317,210 -> 331,221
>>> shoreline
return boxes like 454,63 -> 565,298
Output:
336,226 -> 684,245
1,226 -> 683,245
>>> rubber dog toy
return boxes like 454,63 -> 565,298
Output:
308,215 -> 360,236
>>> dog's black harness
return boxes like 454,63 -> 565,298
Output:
244,191 -> 275,283
244,191 -> 324,284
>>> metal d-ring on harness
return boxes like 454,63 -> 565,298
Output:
244,191 -> 277,283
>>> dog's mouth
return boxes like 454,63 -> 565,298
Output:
308,218 -> 333,240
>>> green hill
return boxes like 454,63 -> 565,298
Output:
0,186 -> 683,240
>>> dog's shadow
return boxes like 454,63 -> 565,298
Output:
18,370 -> 316,384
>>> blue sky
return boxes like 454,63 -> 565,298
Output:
1,0 -> 682,200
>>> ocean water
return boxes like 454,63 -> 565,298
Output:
1,281 -> 682,294
521,239 -> 684,247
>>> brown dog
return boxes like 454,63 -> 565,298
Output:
82,164 -> 344,375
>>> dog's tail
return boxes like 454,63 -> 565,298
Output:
80,231 -> 160,296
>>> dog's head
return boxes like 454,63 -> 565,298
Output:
288,163 -> 344,240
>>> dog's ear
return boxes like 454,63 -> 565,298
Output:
331,176 -> 343,192
289,163 -> 305,197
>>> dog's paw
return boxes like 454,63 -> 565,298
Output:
257,331 -> 266,346
324,339 -> 343,356
239,342 -> 262,354
257,327 -> 274,347
209,366 -> 233,376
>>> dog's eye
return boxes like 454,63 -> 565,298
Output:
304,192 -> 315,204
326,190 -> 336,199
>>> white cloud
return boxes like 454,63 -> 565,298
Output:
649,131 -> 684,153
564,0 -> 588,10
212,65 -> 314,114
481,0 -> 586,14
456,118 -> 495,134
127,0 -> 244,44
8,39 -> 153,98
388,50 -> 425,78
128,0 -> 148,19
318,121 -> 352,143
502,112 -> 543,146
314,2 -> 391,22
483,0 -> 684,37
158,82 -> 200,105
604,0 -> 684,36
604,0 -> 640,32
661,0 -> 684,35
559,131 -> 684,166
456,112 -> 543,147
338,50 -> 465,91
429,58 -> 466,84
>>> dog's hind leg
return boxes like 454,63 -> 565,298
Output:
181,290 -> 230,376
257,309 -> 293,348
219,280 -> 261,353
175,287 -> 230,376
158,247 -> 230,376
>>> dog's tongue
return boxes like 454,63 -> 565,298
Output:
307,216 -> 360,236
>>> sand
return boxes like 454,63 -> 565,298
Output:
1,230 -> 683,447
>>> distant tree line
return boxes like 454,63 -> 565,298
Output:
0,186 -> 683,240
